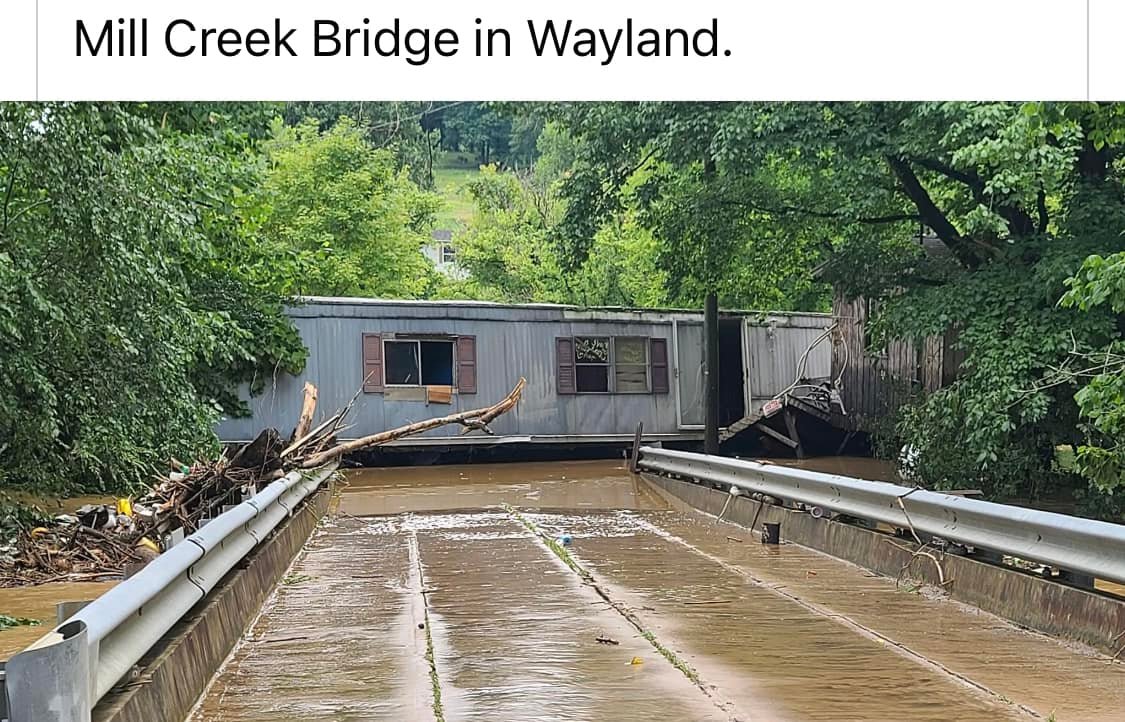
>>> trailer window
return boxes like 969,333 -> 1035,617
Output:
420,341 -> 454,385
557,336 -> 667,395
575,337 -> 610,392
384,339 -> 454,386
614,337 -> 649,392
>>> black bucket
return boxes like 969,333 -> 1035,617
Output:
761,522 -> 781,545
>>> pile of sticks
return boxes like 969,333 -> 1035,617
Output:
0,378 -> 525,588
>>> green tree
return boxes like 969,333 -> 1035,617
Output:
436,152 -> 668,308
282,101 -> 439,186
548,101 -> 1125,509
0,103 -> 303,494
259,118 -> 439,298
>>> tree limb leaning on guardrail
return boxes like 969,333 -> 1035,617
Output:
298,378 -> 527,469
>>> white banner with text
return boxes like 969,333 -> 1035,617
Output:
0,0 -> 1121,100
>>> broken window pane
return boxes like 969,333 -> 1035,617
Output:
574,337 -> 611,392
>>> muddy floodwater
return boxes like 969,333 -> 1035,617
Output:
0,580 -> 117,659
193,459 -> 1125,722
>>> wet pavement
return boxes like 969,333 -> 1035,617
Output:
192,460 -> 1125,722
192,516 -> 431,721
415,512 -> 721,721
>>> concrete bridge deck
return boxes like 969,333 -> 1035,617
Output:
190,461 -> 1125,722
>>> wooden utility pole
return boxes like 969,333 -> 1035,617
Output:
703,291 -> 720,455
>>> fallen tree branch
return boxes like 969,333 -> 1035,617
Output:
293,382 -> 319,441
885,538 -> 952,588
299,378 -> 526,468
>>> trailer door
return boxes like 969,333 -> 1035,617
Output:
673,320 -> 704,429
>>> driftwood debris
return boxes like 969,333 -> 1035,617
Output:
293,382 -> 319,441
300,378 -> 526,468
1,377 -> 526,588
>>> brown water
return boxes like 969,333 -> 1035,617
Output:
531,512 -> 1019,721
193,516 -> 432,721
0,580 -> 117,659
341,459 -> 668,515
193,460 -> 1123,722
415,512 -> 722,721
648,510 -> 1125,721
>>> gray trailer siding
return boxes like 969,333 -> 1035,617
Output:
216,300 -> 683,442
745,314 -> 834,415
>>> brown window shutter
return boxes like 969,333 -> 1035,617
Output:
362,333 -> 384,393
650,338 -> 670,394
457,336 -> 477,394
556,337 -> 577,394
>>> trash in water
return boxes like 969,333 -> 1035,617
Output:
596,635 -> 620,645
556,534 -> 573,546
629,656 -> 644,665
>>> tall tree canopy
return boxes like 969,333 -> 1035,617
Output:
258,118 -> 439,299
0,104 -> 305,493
546,102 -> 1125,511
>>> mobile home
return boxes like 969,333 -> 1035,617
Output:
216,298 -> 834,448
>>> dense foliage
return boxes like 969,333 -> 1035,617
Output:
434,128 -> 667,307
258,118 -> 439,298
542,102 -> 1125,513
0,104 -> 305,494
7,99 -> 1125,518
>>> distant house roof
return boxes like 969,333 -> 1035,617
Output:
431,229 -> 453,241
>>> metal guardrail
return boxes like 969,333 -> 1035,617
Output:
3,464 -> 336,722
637,447 -> 1125,586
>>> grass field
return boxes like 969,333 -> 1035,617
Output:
432,152 -> 480,230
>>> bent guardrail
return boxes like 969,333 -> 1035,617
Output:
637,447 -> 1125,586
3,464 -> 336,722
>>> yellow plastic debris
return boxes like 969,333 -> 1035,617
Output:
137,537 -> 160,554
630,656 -> 644,665
116,498 -> 133,516
30,527 -> 49,539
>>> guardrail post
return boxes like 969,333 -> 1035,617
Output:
629,422 -> 643,473
5,620 -> 91,722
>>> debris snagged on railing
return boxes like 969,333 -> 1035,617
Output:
0,377 -> 526,588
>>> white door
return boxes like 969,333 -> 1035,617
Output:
673,320 -> 704,429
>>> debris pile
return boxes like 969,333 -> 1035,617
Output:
0,378 -> 525,588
